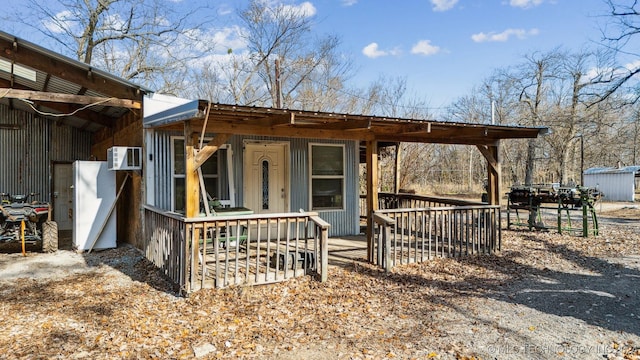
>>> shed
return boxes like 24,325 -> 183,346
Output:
584,166 -> 640,202
0,30 -> 148,247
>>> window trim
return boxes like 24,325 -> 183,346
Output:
308,143 -> 346,211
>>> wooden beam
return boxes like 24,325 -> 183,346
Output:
476,144 -> 498,169
194,133 -> 232,169
478,143 -> 502,206
267,112 -> 296,126
0,83 -> 117,128
366,140 -> 379,262
0,36 -> 141,100
0,88 -> 141,109
184,121 -> 200,218
171,120 -> 376,141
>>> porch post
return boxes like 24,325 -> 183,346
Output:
184,121 -> 200,288
487,141 -> 502,205
184,120 -> 200,217
394,143 -> 401,194
477,142 -> 502,206
366,140 -> 379,262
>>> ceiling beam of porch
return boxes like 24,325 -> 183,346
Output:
0,88 -> 141,109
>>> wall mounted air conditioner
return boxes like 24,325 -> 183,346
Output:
107,146 -> 142,171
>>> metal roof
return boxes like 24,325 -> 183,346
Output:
584,166 -> 640,175
144,100 -> 548,146
0,30 -> 149,132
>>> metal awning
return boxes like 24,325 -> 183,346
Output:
144,101 -> 547,146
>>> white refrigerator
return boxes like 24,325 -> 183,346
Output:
73,161 -> 117,251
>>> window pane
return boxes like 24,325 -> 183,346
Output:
174,178 -> 185,213
200,154 -> 218,174
311,179 -> 343,209
203,177 -> 218,200
312,146 -> 343,176
262,160 -> 269,210
174,139 -> 185,175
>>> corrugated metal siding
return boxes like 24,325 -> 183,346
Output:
231,135 -> 360,237
151,131 -> 178,210
0,104 -> 91,203
584,172 -> 635,202
149,132 -> 360,236
51,125 -> 92,161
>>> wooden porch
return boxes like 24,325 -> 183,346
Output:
141,102 -> 544,294
143,205 -> 330,294
143,193 -> 500,294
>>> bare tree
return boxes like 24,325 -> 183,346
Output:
594,0 -> 640,103
237,0 -> 352,109
510,51 -> 564,184
12,0 -> 215,93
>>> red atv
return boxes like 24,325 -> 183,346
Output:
0,192 -> 58,252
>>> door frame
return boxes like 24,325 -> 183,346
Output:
51,161 -> 74,231
242,140 -> 290,213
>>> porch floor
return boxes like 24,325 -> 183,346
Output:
327,235 -> 368,268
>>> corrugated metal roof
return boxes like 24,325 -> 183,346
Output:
0,30 -> 151,94
584,166 -> 640,175
0,30 -> 148,133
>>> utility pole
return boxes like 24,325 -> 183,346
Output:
580,134 -> 584,185
274,58 -> 282,108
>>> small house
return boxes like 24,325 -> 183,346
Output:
1,30 -> 548,294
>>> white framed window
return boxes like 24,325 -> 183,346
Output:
171,137 -> 228,213
309,143 -> 345,210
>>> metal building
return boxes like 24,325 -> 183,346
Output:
584,166 -> 640,202
1,30 -> 147,245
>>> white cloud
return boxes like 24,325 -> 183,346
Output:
362,42 -> 388,58
509,0 -> 544,9
471,28 -> 539,42
42,10 -> 74,34
411,40 -> 441,56
217,4 -> 233,16
585,59 -> 640,84
431,0 -> 458,12
281,1 -> 317,18
341,0 -> 358,6
210,26 -> 247,52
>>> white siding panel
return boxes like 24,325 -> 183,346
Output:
584,173 -> 635,202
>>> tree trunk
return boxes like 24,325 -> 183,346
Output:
524,139 -> 536,185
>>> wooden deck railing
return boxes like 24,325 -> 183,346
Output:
144,206 -> 188,291
143,205 -> 330,294
360,192 -> 485,219
372,205 -> 501,271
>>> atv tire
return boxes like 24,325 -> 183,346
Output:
42,221 -> 58,253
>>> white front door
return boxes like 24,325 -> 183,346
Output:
243,142 -> 288,214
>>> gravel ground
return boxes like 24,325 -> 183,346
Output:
0,204 -> 638,359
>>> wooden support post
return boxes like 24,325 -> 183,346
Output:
184,121 -> 200,287
184,121 -> 200,218
477,142 -> 502,206
366,140 -> 379,262
394,143 -> 401,194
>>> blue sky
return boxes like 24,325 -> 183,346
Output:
305,0 -> 611,111
4,0 -> 615,114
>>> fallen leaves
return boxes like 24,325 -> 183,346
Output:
0,216 -> 639,359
